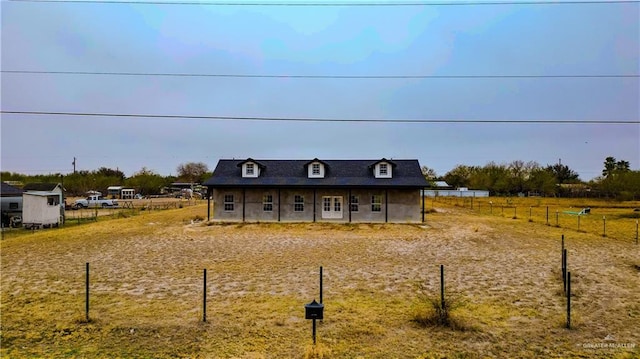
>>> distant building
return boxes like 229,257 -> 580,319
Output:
107,186 -> 123,199
204,158 -> 430,223
22,183 -> 65,229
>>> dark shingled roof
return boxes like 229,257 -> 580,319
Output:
23,183 -> 63,192
204,159 -> 429,188
1,182 -> 24,197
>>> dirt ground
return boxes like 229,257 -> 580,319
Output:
1,203 -> 638,358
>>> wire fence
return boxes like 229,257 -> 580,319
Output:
431,196 -> 639,243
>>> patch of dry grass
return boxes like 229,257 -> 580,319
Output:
1,202 -> 639,358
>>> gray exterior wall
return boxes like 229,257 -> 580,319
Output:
211,187 -> 422,223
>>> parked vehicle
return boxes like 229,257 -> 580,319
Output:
1,196 -> 23,228
73,195 -> 118,209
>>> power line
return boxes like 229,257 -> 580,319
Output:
5,0 -> 640,5
3,70 -> 638,79
2,110 -> 638,124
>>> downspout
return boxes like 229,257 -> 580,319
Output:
385,188 -> 388,223
421,187 -> 425,223
242,188 -> 246,222
313,189 -> 316,222
207,187 -> 211,221
278,188 -> 281,222
348,189 -> 352,223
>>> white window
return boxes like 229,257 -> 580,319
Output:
350,195 -> 359,212
294,195 -> 304,212
242,162 -> 259,178
308,162 -> 325,178
47,196 -> 60,206
224,194 -> 234,211
263,194 -> 273,212
371,195 -> 382,212
375,162 -> 392,178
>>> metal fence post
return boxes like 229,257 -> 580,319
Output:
85,262 -> 90,322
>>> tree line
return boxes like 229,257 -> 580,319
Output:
423,157 -> 639,200
1,158 -> 637,200
0,162 -> 210,197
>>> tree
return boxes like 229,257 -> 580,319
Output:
527,167 -> 557,195
126,167 -> 168,195
545,163 -> 580,184
95,167 -> 125,180
602,157 -> 617,178
443,165 -> 476,189
602,157 -> 630,178
421,166 -> 437,180
176,162 -> 210,183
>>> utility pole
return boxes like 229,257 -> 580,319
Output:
72,157 -> 76,174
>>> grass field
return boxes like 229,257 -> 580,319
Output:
1,199 -> 639,358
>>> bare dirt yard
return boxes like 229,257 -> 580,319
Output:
1,202 -> 638,358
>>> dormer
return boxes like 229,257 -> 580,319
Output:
371,158 -> 396,179
237,158 -> 265,178
305,158 -> 328,178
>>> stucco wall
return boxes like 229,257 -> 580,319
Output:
211,187 -> 423,223
22,194 -> 60,225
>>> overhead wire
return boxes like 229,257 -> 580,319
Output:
4,0 -> 640,5
3,70 -> 638,79
2,110 -> 638,124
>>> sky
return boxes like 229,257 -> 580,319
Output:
1,0 -> 639,181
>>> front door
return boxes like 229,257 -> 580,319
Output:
322,196 -> 343,219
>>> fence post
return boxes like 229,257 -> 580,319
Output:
529,206 -> 532,221
319,266 -> 323,304
562,249 -> 567,294
636,220 -> 638,245
513,206 -> 517,219
577,215 -> 581,231
203,269 -> 207,322
556,210 -> 559,227
561,234 -> 565,268
546,206 -> 549,225
602,216 -> 606,237
566,272 -> 571,329
85,262 -> 90,322
440,265 -> 445,310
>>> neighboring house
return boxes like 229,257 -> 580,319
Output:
203,158 -> 430,223
22,183 -> 65,228
1,182 -> 24,227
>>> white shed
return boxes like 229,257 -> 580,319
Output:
22,182 -> 65,229
22,192 -> 63,228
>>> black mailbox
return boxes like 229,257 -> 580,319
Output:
305,299 -> 324,320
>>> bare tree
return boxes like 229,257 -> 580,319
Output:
176,162 -> 210,183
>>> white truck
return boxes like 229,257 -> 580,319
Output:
73,195 -> 118,209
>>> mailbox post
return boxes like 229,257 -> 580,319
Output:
305,299 -> 324,344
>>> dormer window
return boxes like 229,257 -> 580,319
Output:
307,159 -> 326,178
372,159 -> 395,178
239,159 -> 263,178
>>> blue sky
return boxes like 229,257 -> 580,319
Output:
1,0 -> 638,180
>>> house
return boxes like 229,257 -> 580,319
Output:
22,183 -> 65,228
1,182 -> 24,227
203,158 -> 430,223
